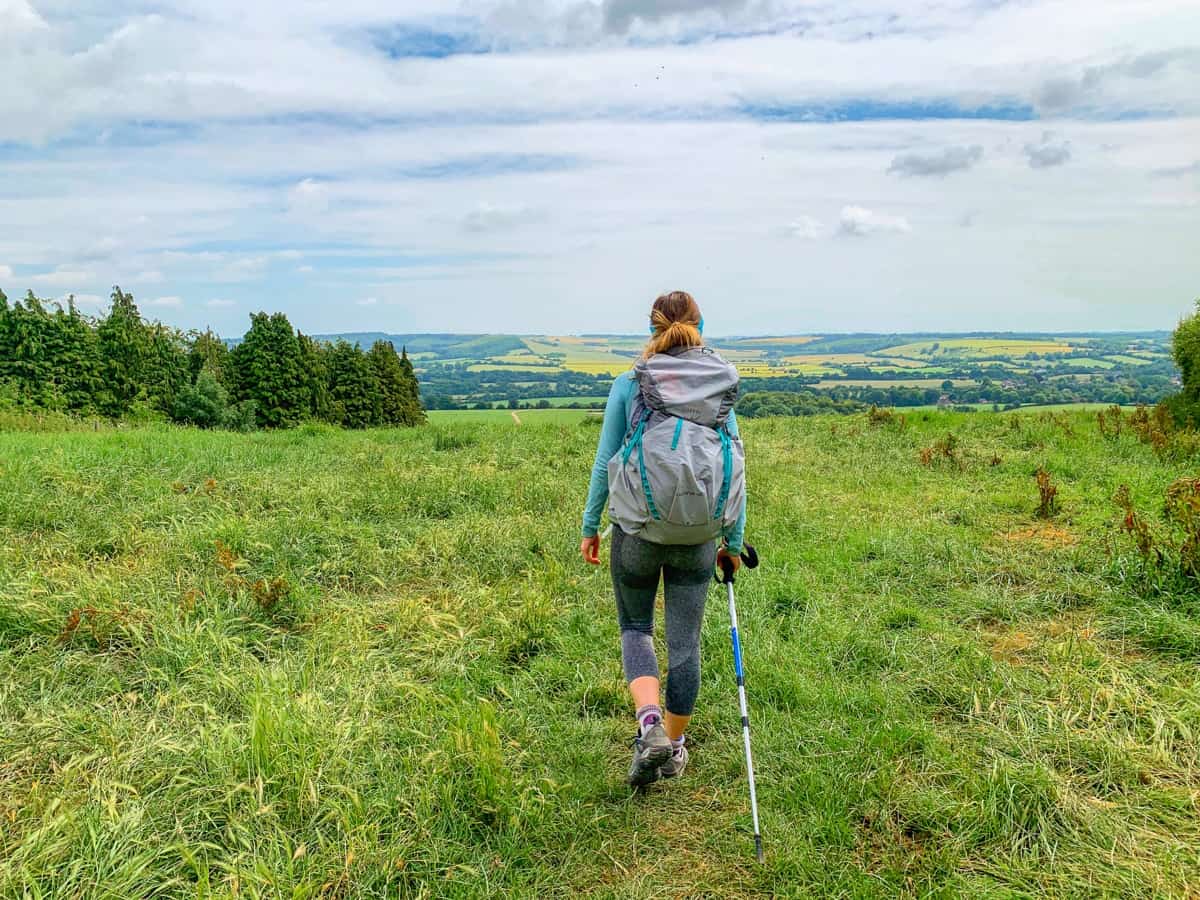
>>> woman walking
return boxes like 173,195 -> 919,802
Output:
580,291 -> 747,787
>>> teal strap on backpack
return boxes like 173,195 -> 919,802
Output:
713,424 -> 733,521
671,417 -> 684,450
638,433 -> 662,521
622,407 -> 652,466
622,408 -> 661,520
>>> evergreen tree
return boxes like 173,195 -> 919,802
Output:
368,340 -> 411,426
95,286 -> 152,417
143,323 -> 191,414
0,292 -> 56,407
398,346 -> 427,426
327,340 -> 382,429
297,333 -> 334,423
188,329 -> 231,389
48,298 -> 103,414
230,312 -> 309,428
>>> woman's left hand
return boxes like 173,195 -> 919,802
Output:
716,547 -> 741,576
581,535 -> 602,565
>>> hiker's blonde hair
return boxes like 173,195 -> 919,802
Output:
645,291 -> 703,358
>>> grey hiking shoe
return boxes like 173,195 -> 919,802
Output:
660,740 -> 688,779
627,723 -> 672,787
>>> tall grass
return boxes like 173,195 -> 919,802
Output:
1,411 -> 1199,896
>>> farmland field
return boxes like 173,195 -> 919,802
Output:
877,339 -> 1076,358
396,331 -> 1176,412
3,411 -> 1200,896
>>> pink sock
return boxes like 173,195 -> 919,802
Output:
636,704 -> 662,732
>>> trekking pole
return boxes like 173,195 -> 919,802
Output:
718,544 -> 764,864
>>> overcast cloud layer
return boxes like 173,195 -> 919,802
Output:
1,0 -> 1197,335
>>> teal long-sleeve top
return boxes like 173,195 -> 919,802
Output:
581,370 -> 747,553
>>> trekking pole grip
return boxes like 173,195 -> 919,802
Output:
719,554 -> 736,584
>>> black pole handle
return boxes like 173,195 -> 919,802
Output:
717,542 -> 759,584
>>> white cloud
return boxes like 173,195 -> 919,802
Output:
0,264 -> 12,279
27,267 -> 95,288
1152,160 -> 1200,178
838,205 -> 912,237
602,0 -> 750,34
463,202 -> 541,233
146,296 -> 183,307
214,256 -> 269,282
67,293 -> 105,308
206,298 -> 235,308
288,179 -> 329,215
0,0 -> 47,33
297,264 -> 315,273
787,216 -> 828,240
888,145 -> 983,178
131,269 -> 165,284
1024,133 -> 1073,169
357,297 -> 378,306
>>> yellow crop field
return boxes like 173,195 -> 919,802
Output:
781,354 -> 878,367
467,363 -> 561,373
733,335 -> 820,346
564,360 -> 634,376
878,339 -> 1074,358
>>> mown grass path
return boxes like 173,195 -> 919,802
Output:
2,413 -> 1198,897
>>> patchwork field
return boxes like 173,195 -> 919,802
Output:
877,339 -> 1076,359
3,411 -> 1200,896
364,331 -> 1175,411
423,333 -> 1171,381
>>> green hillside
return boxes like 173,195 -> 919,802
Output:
3,410 -> 1199,895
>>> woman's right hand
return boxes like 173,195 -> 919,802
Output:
580,535 -> 601,565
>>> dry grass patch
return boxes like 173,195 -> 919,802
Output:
1000,524 -> 1078,549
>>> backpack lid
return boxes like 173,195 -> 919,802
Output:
634,346 -> 739,427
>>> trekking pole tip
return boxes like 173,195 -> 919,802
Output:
754,835 -> 764,864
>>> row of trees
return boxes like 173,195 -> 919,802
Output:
419,362 -> 612,410
0,287 -> 424,430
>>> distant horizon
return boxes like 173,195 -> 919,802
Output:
2,286 -> 1184,341
299,327 -> 1176,341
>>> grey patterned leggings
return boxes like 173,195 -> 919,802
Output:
611,526 -> 716,716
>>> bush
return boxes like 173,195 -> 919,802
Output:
172,369 -> 258,431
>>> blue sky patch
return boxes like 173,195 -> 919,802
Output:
368,24 -> 484,59
739,98 -> 1037,122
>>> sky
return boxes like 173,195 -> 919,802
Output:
0,0 -> 1198,337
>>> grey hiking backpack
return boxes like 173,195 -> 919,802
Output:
607,346 -> 745,545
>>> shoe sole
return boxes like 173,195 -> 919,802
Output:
627,745 -> 672,788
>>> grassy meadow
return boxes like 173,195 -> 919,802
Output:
3,411 -> 1200,897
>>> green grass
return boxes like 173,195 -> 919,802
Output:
1103,355 -> 1153,366
522,397 -> 609,407
429,408 -> 597,424
3,412 -> 1200,896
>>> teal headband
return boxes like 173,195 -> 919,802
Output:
649,316 -> 704,335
